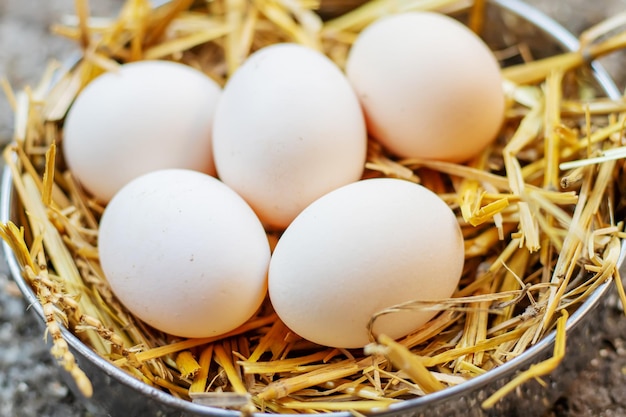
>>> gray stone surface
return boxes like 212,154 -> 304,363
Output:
0,1 -> 626,416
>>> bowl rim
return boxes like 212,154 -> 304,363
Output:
0,0 -> 624,415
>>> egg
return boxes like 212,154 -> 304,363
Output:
345,12 -> 505,163
268,178 -> 464,349
63,60 -> 222,202
98,169 -> 270,338
212,43 -> 367,231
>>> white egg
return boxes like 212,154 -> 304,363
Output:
345,12 -> 505,162
268,178 -> 464,349
63,60 -> 222,202
213,43 -> 367,231
98,169 -> 270,338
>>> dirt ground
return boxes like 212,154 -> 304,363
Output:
0,1 -> 626,416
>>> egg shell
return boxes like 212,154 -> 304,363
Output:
268,178 -> 465,349
98,169 -> 270,338
63,60 -> 221,202
212,43 -> 367,231
345,12 -> 505,163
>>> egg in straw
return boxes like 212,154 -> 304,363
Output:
2,0 -> 626,414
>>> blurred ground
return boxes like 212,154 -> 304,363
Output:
0,1 -> 626,416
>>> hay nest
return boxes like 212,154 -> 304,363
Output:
2,0 -> 626,414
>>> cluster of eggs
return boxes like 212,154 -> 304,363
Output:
64,11 -> 505,349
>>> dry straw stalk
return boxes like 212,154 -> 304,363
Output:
2,0 -> 626,414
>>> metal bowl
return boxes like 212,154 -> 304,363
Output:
1,0 -> 624,416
